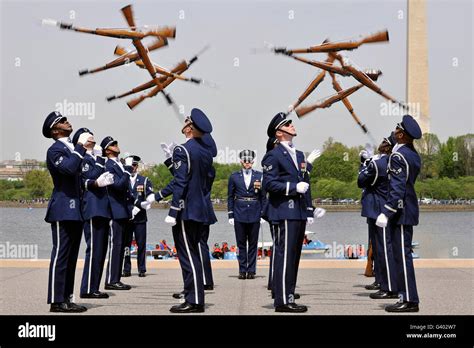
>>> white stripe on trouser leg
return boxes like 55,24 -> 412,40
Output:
87,219 -> 93,293
182,221 -> 199,304
400,225 -> 409,302
382,227 -> 392,292
197,243 -> 207,285
282,220 -> 288,305
107,220 -> 114,284
121,227 -> 127,274
270,227 -> 275,282
51,221 -> 60,303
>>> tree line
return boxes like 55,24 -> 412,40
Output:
1,134 -> 472,201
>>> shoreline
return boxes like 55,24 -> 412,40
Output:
1,201 -> 473,212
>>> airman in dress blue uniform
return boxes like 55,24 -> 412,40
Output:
376,115 -> 422,313
70,128 -> 115,299
166,133 -> 218,299
123,155 -> 154,278
357,133 -> 399,300
264,137 -> 279,291
261,113 -> 314,313
100,136 -> 134,291
227,150 -> 264,279
148,108 -> 214,313
43,111 -> 89,313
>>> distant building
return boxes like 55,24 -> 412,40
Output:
0,160 -> 45,180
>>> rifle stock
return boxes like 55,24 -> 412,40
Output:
284,30 -> 389,54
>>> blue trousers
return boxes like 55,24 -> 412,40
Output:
47,221 -> 83,304
172,219 -> 205,305
267,223 -> 278,290
105,219 -> 127,285
80,217 -> 110,295
234,221 -> 260,274
198,225 -> 214,286
368,218 -> 397,292
273,219 -> 306,307
390,222 -> 419,303
123,222 -> 147,273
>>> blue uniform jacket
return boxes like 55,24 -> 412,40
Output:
161,155 -> 217,225
165,138 -> 213,222
105,158 -> 133,220
261,144 -> 313,221
227,169 -> 263,223
130,174 -> 153,223
357,154 -> 389,220
45,140 -> 86,223
381,144 -> 421,226
81,154 -> 112,220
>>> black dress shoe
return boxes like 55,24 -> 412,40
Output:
246,273 -> 256,279
67,302 -> 88,312
172,291 -> 185,299
105,282 -> 131,290
369,290 -> 399,299
365,282 -> 381,291
238,272 -> 246,279
50,302 -> 87,313
138,272 -> 146,278
385,301 -> 419,313
80,291 -> 109,299
275,303 -> 308,313
122,271 -> 131,277
204,285 -> 214,291
170,302 -> 205,313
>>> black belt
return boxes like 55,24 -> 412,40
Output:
236,197 -> 257,201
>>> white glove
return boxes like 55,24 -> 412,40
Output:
160,142 -> 173,159
146,193 -> 156,203
169,142 -> 178,152
78,132 -> 93,146
93,144 -> 102,157
131,206 -> 140,219
307,217 -> 314,225
140,201 -> 151,210
307,148 -> 321,163
375,213 -> 388,228
296,182 -> 309,194
314,207 -> 326,219
359,150 -> 369,160
165,215 -> 176,226
260,218 -> 266,224
228,218 -> 234,226
96,171 -> 114,187
124,157 -> 134,166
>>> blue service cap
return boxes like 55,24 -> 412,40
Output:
189,108 -> 212,133
398,115 -> 422,140
201,133 -> 217,157
42,111 -> 67,138
124,154 -> 141,164
100,136 -> 117,151
383,131 -> 396,147
72,127 -> 93,145
267,112 -> 291,138
239,149 -> 256,163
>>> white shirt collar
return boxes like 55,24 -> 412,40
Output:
57,137 -> 74,152
279,141 -> 298,168
109,157 -> 124,171
242,169 -> 252,189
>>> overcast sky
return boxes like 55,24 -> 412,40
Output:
0,0 -> 472,166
